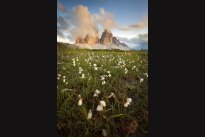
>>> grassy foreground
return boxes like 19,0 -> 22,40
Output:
57,45 -> 148,137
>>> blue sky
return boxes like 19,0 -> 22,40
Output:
57,0 -> 148,49
58,0 -> 147,25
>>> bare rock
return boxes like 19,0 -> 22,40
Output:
85,34 -> 99,44
100,29 -> 113,45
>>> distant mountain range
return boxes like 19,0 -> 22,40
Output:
57,29 -> 149,51
72,29 -> 131,50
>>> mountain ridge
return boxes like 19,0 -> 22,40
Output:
74,29 -> 130,50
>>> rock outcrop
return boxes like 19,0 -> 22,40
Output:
76,37 -> 85,44
100,29 -> 113,45
75,29 -> 129,49
112,37 -> 120,46
85,34 -> 99,44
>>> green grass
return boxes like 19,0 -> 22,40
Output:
57,46 -> 148,137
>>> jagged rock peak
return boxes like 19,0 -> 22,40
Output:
112,37 -> 120,46
85,34 -> 99,44
76,37 -> 85,44
75,29 -> 129,48
100,29 -> 113,45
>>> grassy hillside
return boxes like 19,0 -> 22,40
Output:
57,46 -> 148,137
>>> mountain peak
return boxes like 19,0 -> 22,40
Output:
75,30 -> 129,49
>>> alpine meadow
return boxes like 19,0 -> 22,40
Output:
57,0 -> 148,136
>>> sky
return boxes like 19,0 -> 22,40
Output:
57,0 -> 148,50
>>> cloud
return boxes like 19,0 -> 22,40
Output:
117,33 -> 148,50
119,16 -> 148,31
94,8 -> 118,30
72,5 -> 98,38
57,5 -> 118,43
57,5 -> 147,45
57,16 -> 69,38
57,0 -> 67,12
57,16 -> 68,30
139,33 -> 148,42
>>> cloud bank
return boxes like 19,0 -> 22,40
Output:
119,16 -> 148,31
57,5 -> 118,41
57,3 -> 148,49
117,33 -> 148,50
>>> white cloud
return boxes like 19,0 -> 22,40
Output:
117,33 -> 148,50
118,16 -> 148,31
57,5 -> 118,42
57,4 -> 148,49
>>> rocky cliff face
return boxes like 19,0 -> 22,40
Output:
100,29 -> 113,45
85,34 -> 99,44
112,37 -> 120,46
75,29 -> 129,49
76,37 -> 85,44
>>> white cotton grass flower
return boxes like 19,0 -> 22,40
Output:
93,89 -> 101,97
79,67 -> 83,74
87,110 -> 92,120
127,98 -> 132,103
108,92 -> 116,99
99,101 -> 106,107
132,66 -> 136,70
94,67 -> 98,70
58,74 -> 61,77
78,95 -> 83,106
96,100 -> 106,111
140,78 -> 144,83
96,104 -> 104,111
101,76 -> 105,81
125,68 -> 128,74
93,93 -> 99,97
124,102 -> 130,107
80,74 -> 85,79
124,97 -> 132,108
102,129 -> 108,137
93,64 -> 97,67
78,98 -> 83,106
144,73 -> 148,77
107,71 -> 111,77
63,78 -> 66,83
95,89 -> 101,94
102,80 -> 106,85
